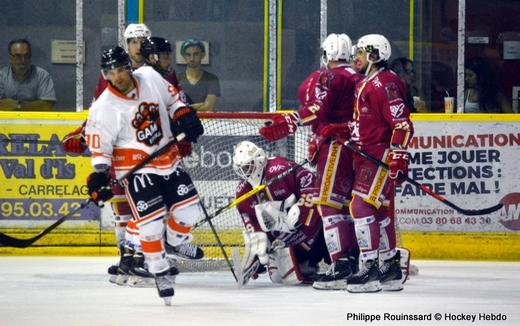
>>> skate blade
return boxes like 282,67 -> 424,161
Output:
347,280 -> 382,293
115,274 -> 129,286
108,275 -> 118,284
127,276 -> 156,288
163,297 -> 173,306
381,279 -> 404,291
312,279 -> 347,290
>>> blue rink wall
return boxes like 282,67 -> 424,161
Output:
0,112 -> 519,261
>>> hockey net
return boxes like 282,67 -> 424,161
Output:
178,112 -> 312,272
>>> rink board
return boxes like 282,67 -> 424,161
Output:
1,112 -> 520,260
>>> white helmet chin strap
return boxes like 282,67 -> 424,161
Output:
364,52 -> 382,76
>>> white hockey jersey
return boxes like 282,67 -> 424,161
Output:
85,66 -> 187,178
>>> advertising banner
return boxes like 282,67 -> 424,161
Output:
396,121 -> 519,232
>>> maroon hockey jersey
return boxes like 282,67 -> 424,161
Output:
235,157 -> 322,248
350,69 -> 414,150
296,65 -> 362,136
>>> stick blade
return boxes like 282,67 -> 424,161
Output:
460,203 -> 503,216
0,233 -> 34,248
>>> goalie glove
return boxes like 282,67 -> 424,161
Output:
259,112 -> 299,142
254,194 -> 300,233
170,107 -> 204,143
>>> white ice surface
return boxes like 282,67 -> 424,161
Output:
0,257 -> 519,326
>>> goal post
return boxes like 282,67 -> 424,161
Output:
180,112 -> 312,271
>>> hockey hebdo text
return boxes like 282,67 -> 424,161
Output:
345,312 -> 508,323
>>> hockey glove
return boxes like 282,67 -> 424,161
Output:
176,139 -> 193,157
307,137 -> 318,165
388,149 -> 410,184
259,113 -> 299,142
62,124 -> 87,154
171,107 -> 204,143
86,171 -> 113,206
319,123 -> 350,144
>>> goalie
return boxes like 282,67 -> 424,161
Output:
232,141 -> 330,286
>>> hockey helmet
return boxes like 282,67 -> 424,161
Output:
141,37 -> 172,62
354,34 -> 392,63
124,24 -> 151,42
100,46 -> 131,78
233,141 -> 267,188
321,33 -> 352,65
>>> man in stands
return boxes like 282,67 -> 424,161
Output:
259,33 -> 362,290
232,141 -> 329,286
346,34 -> 414,293
84,46 -> 204,305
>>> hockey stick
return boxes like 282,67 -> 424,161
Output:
199,204 -> 238,282
0,199 -> 91,248
0,135 -> 184,248
193,158 -> 310,229
344,142 -> 503,216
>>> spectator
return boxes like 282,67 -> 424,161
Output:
390,57 -> 427,113
178,38 -> 220,111
0,39 -> 55,111
464,57 -> 512,113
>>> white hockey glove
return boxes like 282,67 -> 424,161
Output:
255,194 -> 301,233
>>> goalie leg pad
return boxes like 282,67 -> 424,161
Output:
268,247 -> 304,286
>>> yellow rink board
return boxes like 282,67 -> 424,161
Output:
1,229 -> 519,261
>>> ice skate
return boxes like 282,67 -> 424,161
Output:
346,259 -> 381,293
115,252 -> 134,286
379,251 -> 404,291
107,264 -> 119,284
165,241 -> 204,260
154,270 -> 175,306
312,258 -> 352,290
127,253 -> 155,288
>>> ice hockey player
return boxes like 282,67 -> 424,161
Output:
140,36 -> 180,89
62,24 -> 153,286
259,33 -> 362,290
346,34 -> 414,293
62,27 -> 195,288
84,46 -> 204,305
232,141 -> 330,286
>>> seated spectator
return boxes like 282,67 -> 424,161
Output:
178,38 -> 220,111
0,39 -> 55,111
464,57 -> 512,113
390,57 -> 427,113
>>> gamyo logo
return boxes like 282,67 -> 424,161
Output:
498,193 -> 520,231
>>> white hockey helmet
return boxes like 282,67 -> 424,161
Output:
321,33 -> 353,65
124,24 -> 151,42
355,34 -> 392,63
233,141 -> 267,188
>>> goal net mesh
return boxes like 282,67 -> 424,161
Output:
178,112 -> 312,272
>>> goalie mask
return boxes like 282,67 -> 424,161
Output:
233,141 -> 267,188
321,33 -> 352,66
